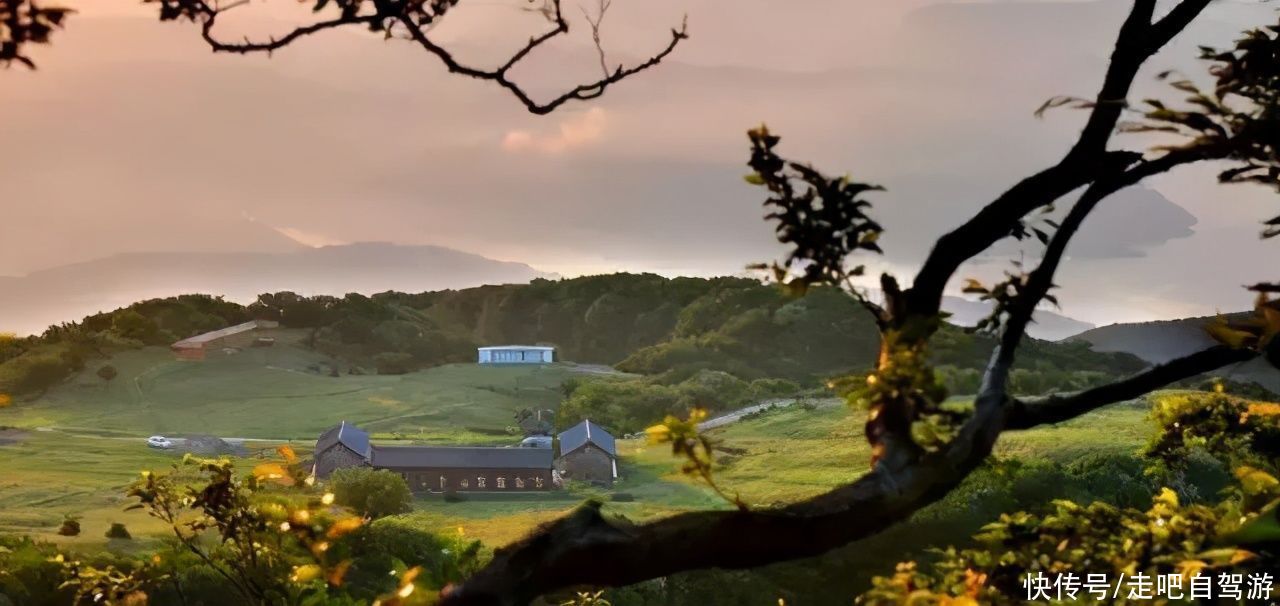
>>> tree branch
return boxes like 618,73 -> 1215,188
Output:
156,0 -> 687,115
440,411 -> 1001,606
1005,345 -> 1259,430
398,8 -> 687,115
905,0 -> 1214,318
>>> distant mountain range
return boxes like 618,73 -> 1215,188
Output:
1072,313 -> 1280,391
940,297 -> 1096,342
0,243 -> 550,336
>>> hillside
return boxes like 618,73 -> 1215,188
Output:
0,274 -> 1147,435
0,242 -> 549,336
1072,312 -> 1280,391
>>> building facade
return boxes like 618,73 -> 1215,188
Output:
171,320 -> 279,360
373,445 -> 553,492
557,419 -> 618,486
477,345 -> 555,364
313,422 -> 554,493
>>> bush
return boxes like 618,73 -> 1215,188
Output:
95,364 -> 118,383
104,523 -> 131,540
373,352 -> 416,375
329,467 -> 413,519
0,349 -> 76,395
56,517 -> 80,537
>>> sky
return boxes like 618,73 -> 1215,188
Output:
0,0 -> 1277,326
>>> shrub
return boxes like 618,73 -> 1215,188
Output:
329,467 -> 413,519
373,352 -> 416,375
104,523 -> 130,540
56,516 -> 80,537
95,365 -> 118,383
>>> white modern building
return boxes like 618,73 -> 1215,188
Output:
478,345 -> 555,364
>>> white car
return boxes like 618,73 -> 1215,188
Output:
146,436 -> 174,449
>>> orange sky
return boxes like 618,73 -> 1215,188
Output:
1,0 -> 1277,326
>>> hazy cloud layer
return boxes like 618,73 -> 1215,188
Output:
1,0 -> 1277,326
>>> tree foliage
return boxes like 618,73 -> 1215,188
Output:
328,467 -> 414,520
0,0 -> 70,68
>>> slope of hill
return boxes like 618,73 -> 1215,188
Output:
0,243 -> 549,336
0,274 -> 1146,404
1072,313 -> 1280,391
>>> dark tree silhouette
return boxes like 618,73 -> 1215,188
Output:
0,0 -> 69,67
438,3 -> 1280,604
0,0 -> 687,114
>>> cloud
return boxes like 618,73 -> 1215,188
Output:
502,107 -> 607,154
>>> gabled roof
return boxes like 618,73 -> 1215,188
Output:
371,445 -> 553,470
558,419 -> 616,458
315,421 -> 371,460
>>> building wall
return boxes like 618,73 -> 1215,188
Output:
385,466 -> 554,493
478,348 -> 554,364
314,444 -> 368,478
173,347 -> 205,361
558,445 -> 615,486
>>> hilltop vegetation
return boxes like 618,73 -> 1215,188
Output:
1,274 -> 1148,433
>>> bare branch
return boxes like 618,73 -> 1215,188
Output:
147,0 -> 686,114
398,5 -> 687,115
580,0 -> 611,78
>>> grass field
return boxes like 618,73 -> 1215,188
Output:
0,331 -> 569,442
399,398 -> 1158,547
0,337 -> 1163,555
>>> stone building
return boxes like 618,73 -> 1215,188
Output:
312,421 -> 553,493
556,419 -> 618,486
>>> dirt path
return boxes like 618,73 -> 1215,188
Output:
33,426 -> 296,445
696,397 -> 841,431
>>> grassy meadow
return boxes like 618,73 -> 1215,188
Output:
0,330 -> 568,442
0,335 -> 1161,561
396,398 -> 1157,548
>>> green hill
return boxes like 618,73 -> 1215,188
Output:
0,274 -> 1149,436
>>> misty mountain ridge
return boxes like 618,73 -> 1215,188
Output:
0,243 -> 551,336
940,297 -> 1095,342
1072,312 -> 1280,391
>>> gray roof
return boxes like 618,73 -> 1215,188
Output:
371,445 -> 553,470
315,421 -> 371,459
172,321 -> 260,349
558,419 -> 616,458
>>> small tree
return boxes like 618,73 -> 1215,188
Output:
96,365 -> 118,385
104,523 -> 131,540
329,467 -> 413,519
374,352 -> 416,376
